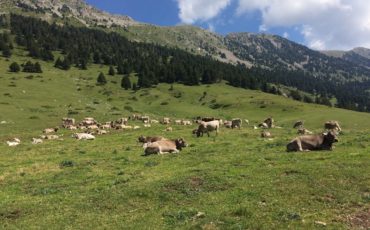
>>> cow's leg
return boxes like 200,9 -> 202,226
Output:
297,141 -> 304,152
207,131 -> 210,137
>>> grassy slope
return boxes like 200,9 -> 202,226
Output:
0,50 -> 369,229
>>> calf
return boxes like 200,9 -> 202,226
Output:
324,121 -> 342,132
287,131 -> 338,152
143,138 -> 187,155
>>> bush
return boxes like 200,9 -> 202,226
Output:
97,72 -> 107,85
9,62 -> 20,72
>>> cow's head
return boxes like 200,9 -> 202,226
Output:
138,135 -> 146,143
323,131 -> 339,149
175,138 -> 188,150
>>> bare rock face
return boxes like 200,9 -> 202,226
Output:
14,0 -> 137,27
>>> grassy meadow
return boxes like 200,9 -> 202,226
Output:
0,51 -> 369,229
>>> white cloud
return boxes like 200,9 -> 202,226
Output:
177,0 -> 231,24
236,0 -> 370,50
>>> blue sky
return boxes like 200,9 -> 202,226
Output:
85,0 -> 370,50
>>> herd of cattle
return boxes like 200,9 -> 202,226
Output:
5,114 -> 343,155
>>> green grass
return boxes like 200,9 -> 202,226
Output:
0,50 -> 369,229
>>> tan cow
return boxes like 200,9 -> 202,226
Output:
43,127 -> 59,134
143,138 -> 187,155
175,120 -> 182,125
6,138 -> 21,147
287,131 -> 338,152
196,120 -> 220,137
181,120 -> 192,126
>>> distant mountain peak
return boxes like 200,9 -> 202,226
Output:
4,0 -> 137,27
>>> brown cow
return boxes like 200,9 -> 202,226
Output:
143,138 -> 187,155
287,131 -> 338,152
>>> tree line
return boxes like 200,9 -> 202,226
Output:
4,14 -> 370,112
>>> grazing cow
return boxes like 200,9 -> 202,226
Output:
261,131 -> 272,138
324,121 -> 342,132
165,127 -> 173,132
138,136 -> 166,144
287,131 -> 338,152
73,133 -> 95,140
32,138 -> 43,145
196,120 -> 220,137
144,124 -> 151,128
231,118 -> 242,129
175,120 -> 182,125
259,117 -> 275,129
162,117 -> 171,125
6,138 -> 20,147
297,128 -> 313,135
293,120 -> 304,129
143,138 -> 187,155
43,127 -> 59,134
62,118 -> 75,128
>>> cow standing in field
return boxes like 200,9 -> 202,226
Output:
287,131 -> 338,152
196,120 -> 220,137
143,138 -> 187,155
231,118 -> 242,129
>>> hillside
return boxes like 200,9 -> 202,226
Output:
322,47 -> 370,69
1,44 -> 370,229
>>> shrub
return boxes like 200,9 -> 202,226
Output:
9,62 -> 20,72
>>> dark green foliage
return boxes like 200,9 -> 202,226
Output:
9,62 -> 20,72
108,66 -> 115,76
97,72 -> 107,85
121,75 -> 131,90
22,61 -> 42,73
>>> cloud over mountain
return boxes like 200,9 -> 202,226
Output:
177,0 -> 231,24
176,0 -> 370,50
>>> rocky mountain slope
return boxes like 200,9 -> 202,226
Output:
1,0 -> 136,27
322,47 -> 370,69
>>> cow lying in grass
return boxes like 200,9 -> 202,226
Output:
287,131 -> 338,152
143,138 -> 187,155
